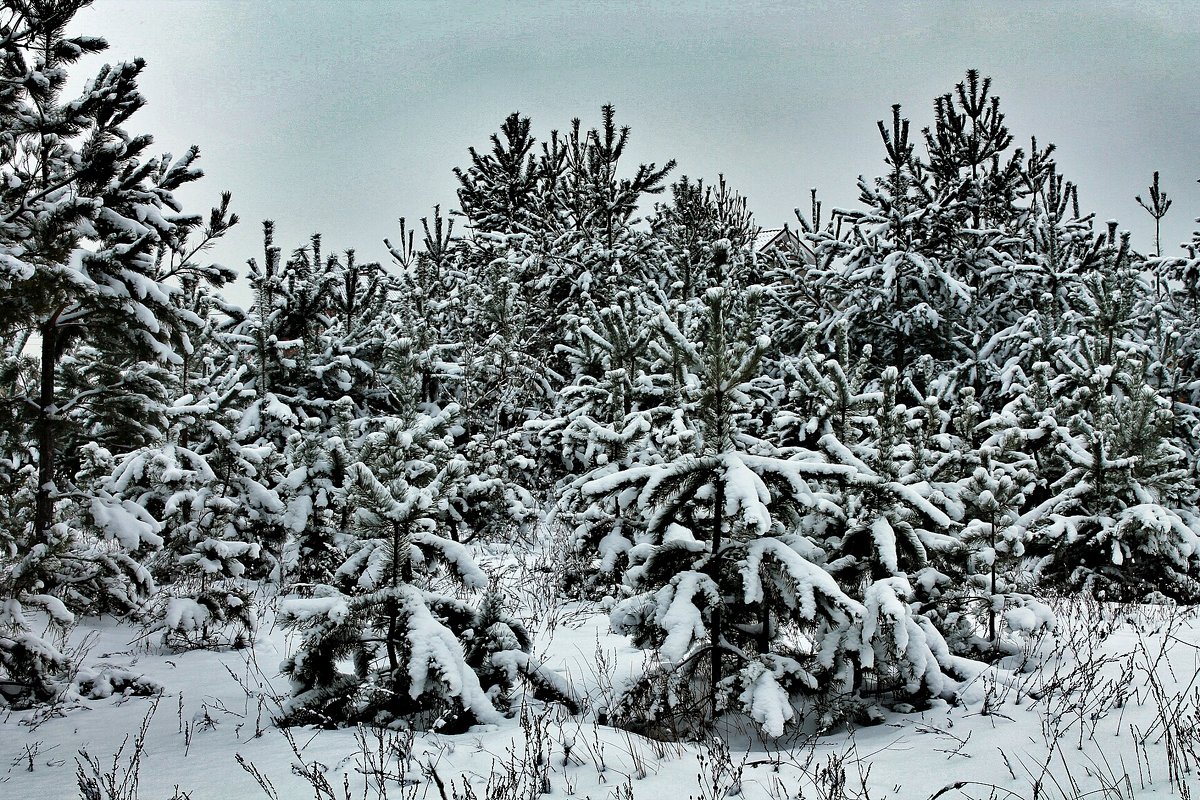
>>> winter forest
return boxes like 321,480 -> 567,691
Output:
3,2 -> 1200,799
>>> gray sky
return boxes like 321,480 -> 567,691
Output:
72,0 -> 1200,297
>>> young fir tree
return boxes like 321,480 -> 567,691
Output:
1028,340 -> 1200,602
539,105 -> 675,315
453,229 -> 559,441
806,366 -> 978,708
583,279 -> 847,736
93,210 -> 288,648
549,290 -> 676,597
576,236 -> 967,736
803,72 -> 1095,418
102,432 -> 260,649
985,222 -> 1200,601
1135,171 -> 1172,260
389,215 -> 540,542
542,293 -> 653,469
808,102 -> 971,382
219,224 -> 342,578
650,174 -> 757,301
453,107 -> 673,424
918,71 -> 1035,398
279,406 -> 574,729
385,211 -> 459,414
945,439 -> 1050,654
774,324 -> 982,703
1146,196 -> 1200,450
280,411 -> 353,584
817,370 -> 932,587
317,247 -> 395,415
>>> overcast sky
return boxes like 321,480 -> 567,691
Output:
71,0 -> 1200,298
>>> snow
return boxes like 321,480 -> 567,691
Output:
411,531 -> 489,590
870,516 -> 900,575
21,593 -> 75,626
280,595 -> 350,623
721,452 -> 774,534
89,494 -> 165,550
163,597 -> 212,632
741,537 -> 859,619
3,593 -> 1198,800
628,570 -> 717,663
596,528 -> 634,572
398,585 -> 504,724
738,661 -> 794,738
489,649 -> 581,711
282,494 -> 313,534
1004,605 -> 1039,632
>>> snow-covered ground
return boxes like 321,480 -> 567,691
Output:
3,576 -> 1198,800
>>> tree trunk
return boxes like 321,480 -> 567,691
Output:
387,520 -> 401,675
707,289 -> 729,716
180,346 -> 191,451
758,579 -> 772,656
893,274 -> 905,373
33,315 -> 59,544
709,476 -> 724,709
988,511 -> 997,647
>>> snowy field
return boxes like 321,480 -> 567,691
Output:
6,4 -> 1200,799
4,542 -> 1198,800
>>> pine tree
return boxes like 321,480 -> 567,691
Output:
280,411 -> 352,584
452,106 -> 673,432
385,211 -> 459,414
0,0 -> 233,703
1147,194 -> 1200,444
103,432 -> 260,649
943,435 -> 1047,655
651,175 -> 757,301
545,291 -> 660,593
454,112 -> 545,236
811,102 -> 972,381
573,243 -> 961,736
585,282 -> 850,735
1029,342 -> 1200,602
814,369 -> 961,587
802,72 -> 1098,417
280,406 -> 574,728
1136,171 -> 1172,260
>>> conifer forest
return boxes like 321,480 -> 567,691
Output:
2,2 -> 1200,799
